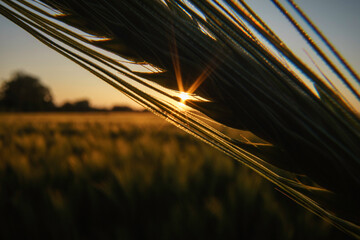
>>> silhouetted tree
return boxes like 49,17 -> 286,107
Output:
111,105 -> 133,112
59,99 -> 93,111
73,100 -> 91,111
0,72 -> 54,111
59,102 -> 74,111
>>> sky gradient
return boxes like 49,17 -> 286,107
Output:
0,0 -> 359,110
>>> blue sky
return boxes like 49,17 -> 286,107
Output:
0,1 -> 359,110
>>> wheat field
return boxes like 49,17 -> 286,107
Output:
0,113 -> 350,239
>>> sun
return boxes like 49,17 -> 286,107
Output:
179,92 -> 190,103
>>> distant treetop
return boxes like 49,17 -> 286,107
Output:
0,71 -> 54,112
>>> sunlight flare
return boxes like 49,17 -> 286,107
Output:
179,91 -> 190,103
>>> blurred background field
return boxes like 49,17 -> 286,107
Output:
0,112 -> 350,239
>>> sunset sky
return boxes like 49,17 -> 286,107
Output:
0,0 -> 359,110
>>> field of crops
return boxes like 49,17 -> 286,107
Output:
0,113 -> 350,239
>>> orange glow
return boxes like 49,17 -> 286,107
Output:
170,31 -> 217,102
187,64 -> 214,95
170,34 -> 184,93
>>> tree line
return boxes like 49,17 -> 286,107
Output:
0,72 -> 138,112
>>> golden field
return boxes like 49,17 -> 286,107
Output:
0,113 -> 349,239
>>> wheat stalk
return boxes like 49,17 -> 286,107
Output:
1,0 -> 359,237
